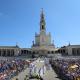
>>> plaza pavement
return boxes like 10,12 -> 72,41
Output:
43,66 -> 60,80
12,58 -> 61,80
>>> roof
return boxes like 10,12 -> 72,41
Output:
0,45 -> 19,48
66,45 -> 80,48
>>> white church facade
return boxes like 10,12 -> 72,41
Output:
31,10 -> 56,56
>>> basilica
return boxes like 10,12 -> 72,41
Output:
0,10 -> 80,57
31,9 -> 56,56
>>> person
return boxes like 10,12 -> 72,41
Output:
40,76 -> 43,80
24,77 -> 26,80
16,78 -> 18,80
25,75 -> 28,78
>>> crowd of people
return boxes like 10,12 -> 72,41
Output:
0,58 -> 30,80
50,58 -> 80,80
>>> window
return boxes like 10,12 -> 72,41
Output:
42,25 -> 44,29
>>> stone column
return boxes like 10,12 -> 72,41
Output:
6,49 -> 7,56
0,49 -> 1,56
67,47 -> 72,55
5,49 -> 7,56
1,49 -> 3,56
10,49 -> 11,56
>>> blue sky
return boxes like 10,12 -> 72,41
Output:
0,0 -> 80,48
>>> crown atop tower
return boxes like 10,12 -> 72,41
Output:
40,9 -> 46,31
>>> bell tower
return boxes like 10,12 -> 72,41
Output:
32,9 -> 55,49
40,9 -> 46,32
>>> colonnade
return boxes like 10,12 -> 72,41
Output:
0,49 -> 15,56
